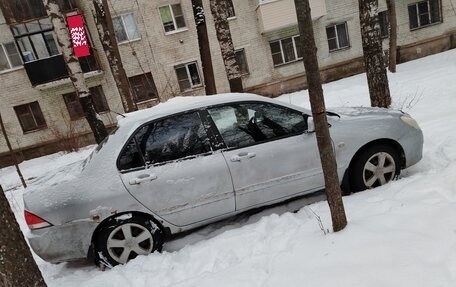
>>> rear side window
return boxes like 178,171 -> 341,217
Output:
208,102 -> 306,149
118,111 -> 212,171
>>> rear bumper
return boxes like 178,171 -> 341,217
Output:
27,220 -> 97,263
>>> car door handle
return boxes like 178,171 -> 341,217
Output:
230,152 -> 256,162
129,173 -> 157,185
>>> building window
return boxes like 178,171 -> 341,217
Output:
235,49 -> 249,75
270,35 -> 302,66
128,73 -> 159,103
0,42 -> 22,71
11,17 -> 59,62
175,62 -> 202,91
378,11 -> 389,38
113,13 -> 140,43
326,22 -> 350,51
408,0 -> 441,30
159,4 -> 186,33
14,101 -> 47,132
63,86 -> 109,120
227,0 -> 236,18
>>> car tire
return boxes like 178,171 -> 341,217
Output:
350,144 -> 400,192
95,215 -> 163,267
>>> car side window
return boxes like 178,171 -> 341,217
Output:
137,112 -> 212,165
208,102 -> 306,149
118,137 -> 145,171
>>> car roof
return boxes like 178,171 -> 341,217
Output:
117,93 -> 280,128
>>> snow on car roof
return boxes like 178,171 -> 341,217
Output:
116,93 -> 272,127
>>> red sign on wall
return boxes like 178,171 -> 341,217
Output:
67,14 -> 90,58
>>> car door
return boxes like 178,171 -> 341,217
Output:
207,102 -> 324,211
118,111 -> 235,227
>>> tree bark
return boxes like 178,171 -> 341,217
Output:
0,113 -> 26,188
386,0 -> 397,73
0,185 -> 47,287
91,0 -> 137,112
294,0 -> 347,232
359,0 -> 391,108
44,0 -> 108,144
192,0 -> 217,95
209,0 -> 243,93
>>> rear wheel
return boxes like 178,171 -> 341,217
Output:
350,144 -> 400,192
95,215 -> 163,267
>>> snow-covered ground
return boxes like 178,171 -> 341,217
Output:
2,49 -> 456,286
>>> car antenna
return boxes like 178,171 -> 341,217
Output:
110,110 -> 126,118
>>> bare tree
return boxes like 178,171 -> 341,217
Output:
386,0 -> 397,72
294,0 -> 347,232
0,113 -> 26,188
209,0 -> 243,92
359,0 -> 391,108
91,0 -> 137,112
0,185 -> 47,287
43,0 -> 108,143
192,0 -> 217,95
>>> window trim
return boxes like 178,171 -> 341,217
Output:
14,101 -> 47,133
234,48 -> 250,76
270,35 -> 302,67
11,17 -> 60,63
378,10 -> 390,39
0,42 -> 22,72
174,62 -> 202,91
113,13 -> 141,43
326,22 -> 350,52
408,0 -> 442,30
159,3 -> 187,34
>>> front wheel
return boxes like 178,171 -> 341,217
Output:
95,215 -> 163,267
350,144 -> 400,192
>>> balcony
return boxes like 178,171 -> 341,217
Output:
256,0 -> 327,34
24,48 -> 100,86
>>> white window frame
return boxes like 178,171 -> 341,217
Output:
326,22 -> 350,52
159,4 -> 187,34
408,0 -> 441,30
0,42 -> 22,72
270,35 -> 301,67
113,13 -> 141,43
175,62 -> 202,91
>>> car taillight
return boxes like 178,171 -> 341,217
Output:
24,210 -> 52,230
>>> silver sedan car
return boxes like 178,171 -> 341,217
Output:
23,93 -> 423,267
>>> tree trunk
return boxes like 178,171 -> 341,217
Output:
294,0 -> 347,232
0,113 -> 26,188
386,0 -> 397,73
91,0 -> 137,112
0,185 -> 47,287
44,0 -> 108,144
209,0 -> 243,93
359,0 -> 391,108
192,0 -> 217,95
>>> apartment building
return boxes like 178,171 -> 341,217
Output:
0,0 -> 455,167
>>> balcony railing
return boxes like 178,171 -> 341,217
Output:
24,48 -> 100,86
256,0 -> 327,34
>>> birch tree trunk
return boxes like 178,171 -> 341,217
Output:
91,0 -> 137,112
294,0 -> 347,232
359,0 -> 392,108
209,0 -> 243,93
192,0 -> 217,95
0,185 -> 47,287
386,0 -> 397,73
44,0 -> 108,143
